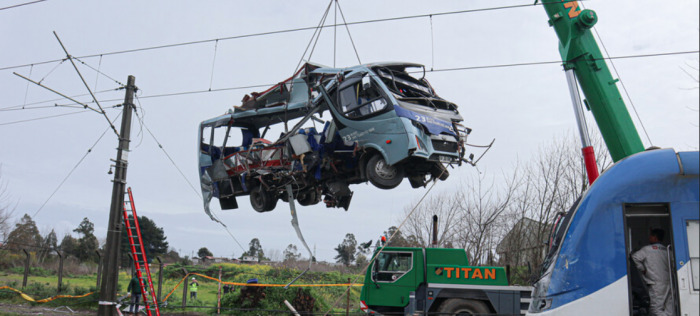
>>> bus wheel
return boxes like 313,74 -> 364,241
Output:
367,154 -> 403,189
250,185 -> 276,212
436,299 -> 490,315
297,190 -> 320,206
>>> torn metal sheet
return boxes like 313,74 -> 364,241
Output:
198,62 -> 486,213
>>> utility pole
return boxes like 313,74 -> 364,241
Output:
98,75 -> 136,315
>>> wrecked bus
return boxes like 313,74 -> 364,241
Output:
199,62 -> 472,213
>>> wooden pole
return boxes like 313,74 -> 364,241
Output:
22,249 -> 30,289
217,266 -> 223,314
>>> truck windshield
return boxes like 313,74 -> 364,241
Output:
373,252 -> 413,282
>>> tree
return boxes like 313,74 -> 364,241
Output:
283,244 -> 301,262
73,217 -> 99,262
241,238 -> 266,262
197,247 -> 213,258
59,234 -> 77,257
402,191 -> 463,248
120,215 -> 169,267
38,229 -> 58,262
334,233 -> 357,266
0,167 -> 16,241
4,214 -> 42,251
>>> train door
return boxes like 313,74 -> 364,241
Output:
623,204 -> 679,316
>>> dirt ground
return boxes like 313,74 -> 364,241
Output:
0,302 -> 94,315
0,303 -> 206,316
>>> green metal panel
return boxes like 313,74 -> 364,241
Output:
361,248 -> 422,308
360,248 -> 508,308
542,1 -> 644,162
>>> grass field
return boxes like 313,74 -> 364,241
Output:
0,263 -> 364,314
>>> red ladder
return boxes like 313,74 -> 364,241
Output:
122,187 -> 160,316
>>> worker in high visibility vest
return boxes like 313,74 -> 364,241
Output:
189,277 -> 199,300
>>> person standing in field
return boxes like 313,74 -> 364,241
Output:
189,277 -> 199,300
127,274 -> 142,314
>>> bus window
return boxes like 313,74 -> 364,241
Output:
338,79 -> 388,119
688,220 -> 699,290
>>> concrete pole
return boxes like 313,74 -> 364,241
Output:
156,257 -> 163,303
98,75 -> 136,316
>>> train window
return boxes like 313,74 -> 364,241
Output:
687,220 -> 699,290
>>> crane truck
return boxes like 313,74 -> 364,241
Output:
360,1 -> 699,315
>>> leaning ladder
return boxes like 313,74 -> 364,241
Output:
122,187 -> 160,316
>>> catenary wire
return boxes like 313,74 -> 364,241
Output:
0,2 -> 559,72
32,111 -> 123,218
0,0 -> 46,11
133,95 -> 247,253
0,110 -> 92,126
82,50 -> 700,104
2,51 -> 695,120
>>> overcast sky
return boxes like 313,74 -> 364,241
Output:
1,0 -> 697,262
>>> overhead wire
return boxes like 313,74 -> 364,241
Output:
581,1 -> 654,147
0,0 -> 46,11
22,64 -> 33,109
133,95 -> 247,253
0,109 -> 93,126
0,88 -> 121,111
0,2 -> 555,72
32,110 -> 123,218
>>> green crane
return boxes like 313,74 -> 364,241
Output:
542,0 -> 645,165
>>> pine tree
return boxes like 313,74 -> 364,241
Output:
5,214 -> 42,251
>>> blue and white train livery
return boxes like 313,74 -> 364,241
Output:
528,148 -> 699,315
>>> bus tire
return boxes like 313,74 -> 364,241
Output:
367,154 -> 403,189
250,185 -> 275,212
436,299 -> 490,315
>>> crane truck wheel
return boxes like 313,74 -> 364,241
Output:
367,154 -> 404,189
250,185 -> 275,212
436,299 -> 490,315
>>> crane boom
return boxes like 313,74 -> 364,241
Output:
542,1 -> 644,162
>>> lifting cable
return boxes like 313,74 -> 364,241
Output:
580,1 -> 654,147
335,0 -> 361,64
322,168 -> 447,316
209,39 -> 219,91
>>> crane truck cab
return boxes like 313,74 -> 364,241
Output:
360,247 -> 531,315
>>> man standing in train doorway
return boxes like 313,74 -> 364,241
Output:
632,229 -> 673,316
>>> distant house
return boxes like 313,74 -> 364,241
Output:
496,217 -> 552,267
241,256 -> 258,263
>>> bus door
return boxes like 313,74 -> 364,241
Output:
623,204 -> 680,316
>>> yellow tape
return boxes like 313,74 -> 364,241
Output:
0,286 -> 94,303
161,272 -> 361,301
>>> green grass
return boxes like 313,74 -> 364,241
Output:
1,264 -> 364,314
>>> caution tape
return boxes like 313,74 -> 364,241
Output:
162,273 -> 361,302
0,286 -> 94,303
